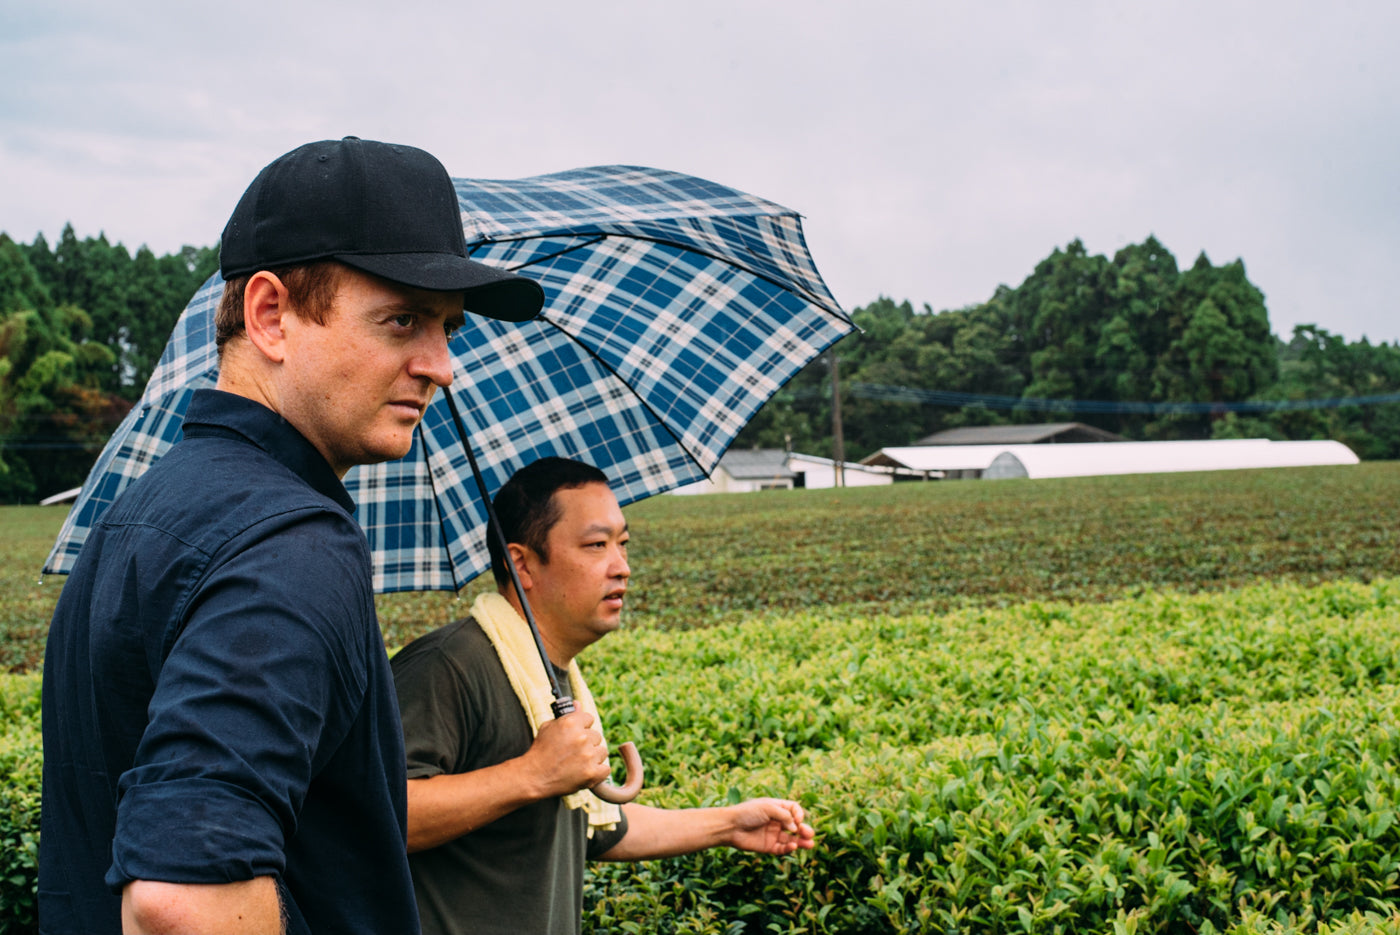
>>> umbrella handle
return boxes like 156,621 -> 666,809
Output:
551,697 -> 644,804
592,742 -> 644,804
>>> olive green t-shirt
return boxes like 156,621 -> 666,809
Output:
392,616 -> 628,935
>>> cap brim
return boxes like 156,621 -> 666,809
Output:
337,252 -> 545,322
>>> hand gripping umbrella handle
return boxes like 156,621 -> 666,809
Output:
551,697 -> 644,804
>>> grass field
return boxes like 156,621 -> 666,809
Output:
7,462 -> 1400,671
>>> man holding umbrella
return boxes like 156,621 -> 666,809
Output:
392,456 -> 816,935
39,137 -> 544,934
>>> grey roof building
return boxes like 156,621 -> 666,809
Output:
671,448 -> 898,493
715,448 -> 797,486
914,422 -> 1124,446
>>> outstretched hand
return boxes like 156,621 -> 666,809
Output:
726,798 -> 816,855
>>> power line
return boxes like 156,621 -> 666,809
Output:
781,382 -> 1400,414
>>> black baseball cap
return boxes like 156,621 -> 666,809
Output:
219,137 -> 544,323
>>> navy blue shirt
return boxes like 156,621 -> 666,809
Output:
39,389 -> 418,935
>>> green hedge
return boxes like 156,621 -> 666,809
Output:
0,674 -> 39,935
7,580 -> 1400,933
578,579 -> 1400,932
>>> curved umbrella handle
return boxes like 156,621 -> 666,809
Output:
551,696 -> 645,804
591,741 -> 644,804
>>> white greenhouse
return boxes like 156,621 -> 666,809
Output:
982,439 -> 1359,480
860,438 -> 1359,481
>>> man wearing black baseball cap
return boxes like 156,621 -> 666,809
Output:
218,136 -> 542,322
40,138 -> 541,935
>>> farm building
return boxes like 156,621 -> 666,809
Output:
673,449 -> 898,494
786,452 -> 901,488
863,438 -> 1359,480
982,439 -> 1359,479
673,448 -> 796,494
39,486 -> 83,506
914,422 -> 1124,445
860,445 -> 1009,480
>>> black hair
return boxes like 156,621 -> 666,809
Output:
487,457 -> 610,589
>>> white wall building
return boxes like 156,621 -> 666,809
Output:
672,449 -> 795,495
863,438 -> 1359,481
672,449 -> 901,494
860,445 -> 1009,480
677,438 -> 1360,492
982,439 -> 1359,479
786,453 -> 899,489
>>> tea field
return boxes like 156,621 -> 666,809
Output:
579,578 -> 1400,933
7,462 -> 1398,670
3,463 -> 1400,932
377,461 -> 1400,650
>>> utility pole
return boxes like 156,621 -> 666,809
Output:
830,352 -> 845,487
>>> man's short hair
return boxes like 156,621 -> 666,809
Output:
488,457 -> 610,589
215,261 -> 347,352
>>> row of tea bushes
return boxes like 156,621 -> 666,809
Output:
610,463 -> 1400,631
590,578 -> 1400,782
371,463 -> 1400,653
585,686 -> 1400,932
579,578 -> 1400,932
11,464 -> 1400,671
4,578 -> 1399,932
0,673 -> 40,934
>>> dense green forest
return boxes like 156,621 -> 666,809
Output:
0,227 -> 218,501
736,236 -> 1400,462
1,228 -> 1397,503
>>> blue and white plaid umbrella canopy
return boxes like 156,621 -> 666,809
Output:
45,165 -> 852,592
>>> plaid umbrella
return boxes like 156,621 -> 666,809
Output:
44,165 -> 852,591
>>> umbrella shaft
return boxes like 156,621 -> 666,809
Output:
441,388 -> 568,703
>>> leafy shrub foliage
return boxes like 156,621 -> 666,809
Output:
7,466 -> 1400,932
0,675 -> 40,935
578,579 -> 1400,932
6,582 -> 1400,932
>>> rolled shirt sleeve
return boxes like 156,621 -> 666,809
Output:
106,508 -> 371,889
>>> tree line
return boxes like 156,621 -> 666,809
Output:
2,228 -> 1397,502
735,236 -> 1400,463
0,226 -> 218,502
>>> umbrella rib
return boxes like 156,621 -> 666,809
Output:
418,419 -> 466,593
467,234 -> 608,271
473,229 -> 850,324
464,229 -> 851,481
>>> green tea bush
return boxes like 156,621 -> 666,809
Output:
0,674 -> 40,935
0,508 -> 66,674
7,578 -> 1400,933
580,579 -> 1400,933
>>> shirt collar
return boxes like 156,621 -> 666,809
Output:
182,389 -> 357,515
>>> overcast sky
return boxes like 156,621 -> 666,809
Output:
3,0 -> 1397,345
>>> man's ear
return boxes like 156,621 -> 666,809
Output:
507,543 -> 534,591
243,271 -> 291,364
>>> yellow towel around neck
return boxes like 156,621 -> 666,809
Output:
470,592 -> 622,833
